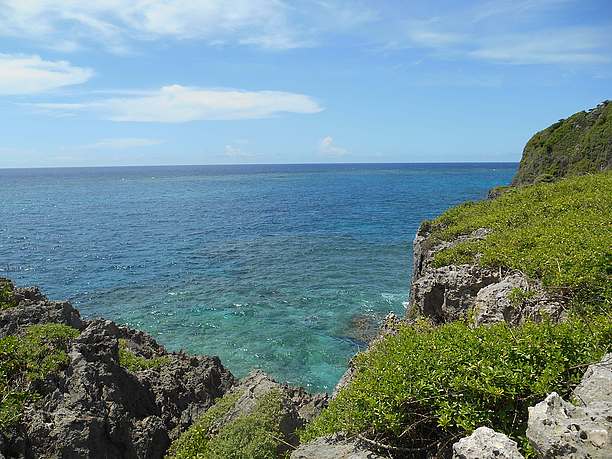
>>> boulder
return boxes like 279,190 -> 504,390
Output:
527,392 -> 611,458
573,353 -> 612,406
407,223 -> 567,326
527,354 -> 612,458
407,224 -> 500,323
452,427 -> 523,459
291,434 -> 384,459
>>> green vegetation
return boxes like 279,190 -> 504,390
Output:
513,101 -> 611,185
0,323 -> 79,430
0,279 -> 17,310
167,389 -> 286,459
118,338 -> 170,372
302,315 -> 611,454
430,172 -> 611,305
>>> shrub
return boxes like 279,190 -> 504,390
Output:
0,279 -> 17,310
118,339 -> 170,372
431,172 -> 612,305
301,315 -> 611,455
167,389 -> 285,459
0,323 -> 80,430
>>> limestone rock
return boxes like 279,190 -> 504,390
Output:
0,282 -> 235,459
0,281 -> 84,337
472,273 -> 565,326
573,353 -> 612,406
407,222 -> 567,326
409,263 -> 499,323
291,434 -> 384,459
527,392 -> 611,458
452,427 -> 523,459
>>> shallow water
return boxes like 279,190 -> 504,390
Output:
0,163 -> 515,390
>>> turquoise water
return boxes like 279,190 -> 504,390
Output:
0,163 -> 515,390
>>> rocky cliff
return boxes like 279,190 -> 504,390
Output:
0,279 -> 326,458
512,100 -> 611,186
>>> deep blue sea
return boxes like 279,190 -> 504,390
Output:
0,163 -> 516,390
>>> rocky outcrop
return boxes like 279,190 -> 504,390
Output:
0,280 -> 236,459
472,273 -> 565,326
221,370 -> 327,452
452,427 -> 523,459
407,223 -> 565,326
526,353 -> 612,458
0,282 -> 84,337
290,434 -> 383,459
407,224 -> 499,323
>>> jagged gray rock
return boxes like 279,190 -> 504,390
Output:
1,282 -> 236,459
472,273 -> 565,326
409,263 -> 500,323
573,353 -> 612,407
527,353 -> 612,458
407,223 -> 567,325
452,427 -> 523,459
407,224 -> 500,323
527,392 -> 611,458
0,280 -> 84,337
290,434 -> 384,459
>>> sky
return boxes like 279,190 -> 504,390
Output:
0,0 -> 611,167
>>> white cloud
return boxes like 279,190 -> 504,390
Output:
319,136 -> 347,156
468,29 -> 611,64
397,2 -> 611,65
0,0 -> 316,51
0,54 -> 93,95
33,84 -> 323,122
77,138 -> 163,150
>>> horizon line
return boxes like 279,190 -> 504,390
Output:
0,161 -> 520,171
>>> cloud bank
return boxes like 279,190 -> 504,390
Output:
33,85 -> 323,122
0,54 -> 93,95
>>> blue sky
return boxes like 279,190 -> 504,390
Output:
0,0 -> 610,167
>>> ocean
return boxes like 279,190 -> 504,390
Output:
0,163 -> 516,390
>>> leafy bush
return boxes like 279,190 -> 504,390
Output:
118,339 -> 170,372
301,315 -> 611,454
431,172 -> 612,304
0,323 -> 80,430
167,389 -> 285,459
0,279 -> 17,310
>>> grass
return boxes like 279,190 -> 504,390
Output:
0,279 -> 17,310
0,323 -> 80,430
118,338 -> 170,372
166,389 -> 286,459
301,314 -> 612,455
429,172 -> 612,305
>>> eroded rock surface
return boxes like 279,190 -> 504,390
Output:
472,273 -> 565,326
527,353 -> 612,458
0,280 -> 236,459
452,427 -> 523,459
407,223 -> 566,325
